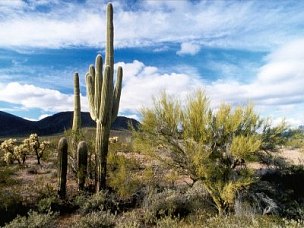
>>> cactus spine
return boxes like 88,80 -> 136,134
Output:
77,141 -> 88,191
72,72 -> 81,132
85,3 -> 123,191
58,137 -> 68,199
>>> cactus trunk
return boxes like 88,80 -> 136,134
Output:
77,141 -> 88,191
85,3 -> 123,191
72,73 -> 81,132
95,122 -> 110,191
58,137 -> 68,199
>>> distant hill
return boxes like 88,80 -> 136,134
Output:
0,111 -> 139,137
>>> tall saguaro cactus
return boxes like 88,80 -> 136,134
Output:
72,72 -> 81,132
85,3 -> 123,191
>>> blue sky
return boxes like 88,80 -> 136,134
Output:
0,0 -> 303,127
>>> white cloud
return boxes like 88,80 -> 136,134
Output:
0,1 -> 304,50
176,42 -> 201,56
0,82 -> 88,113
115,60 -> 204,116
1,38 -> 303,127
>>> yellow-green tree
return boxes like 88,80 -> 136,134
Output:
134,90 -> 262,214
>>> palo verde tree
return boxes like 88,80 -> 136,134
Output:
134,90 -> 262,214
85,3 -> 123,191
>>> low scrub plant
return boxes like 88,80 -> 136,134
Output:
3,210 -> 57,228
71,210 -> 116,228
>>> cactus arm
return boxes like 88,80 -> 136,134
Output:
95,55 -> 103,118
99,65 -> 113,125
89,64 -> 95,88
111,66 -> 123,122
106,3 -> 114,70
86,72 -> 97,121
72,72 -> 81,131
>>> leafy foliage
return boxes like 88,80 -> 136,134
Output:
134,90 -> 262,214
260,119 -> 288,151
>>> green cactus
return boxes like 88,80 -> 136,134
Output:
85,3 -> 123,191
77,141 -> 88,191
57,137 -> 68,199
72,72 -> 81,132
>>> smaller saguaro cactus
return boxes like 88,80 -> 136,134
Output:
72,72 -> 81,132
58,137 -> 68,199
77,141 -> 88,191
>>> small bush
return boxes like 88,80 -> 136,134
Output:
0,189 -> 24,226
0,166 -> 19,186
71,210 -> 116,228
142,184 -> 215,224
78,191 -> 119,214
3,210 -> 57,228
116,210 -> 142,228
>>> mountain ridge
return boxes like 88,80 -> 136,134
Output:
0,111 -> 139,137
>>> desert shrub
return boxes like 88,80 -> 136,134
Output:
156,216 -> 181,227
107,152 -> 142,199
79,191 -> 106,214
286,129 -> 304,150
78,190 -> 119,214
134,90 -> 262,214
0,166 -> 19,186
71,210 -> 116,228
115,210 -> 142,228
260,119 -> 288,151
0,189 -> 24,226
142,184 -> 216,224
37,195 -> 61,213
3,210 -> 57,228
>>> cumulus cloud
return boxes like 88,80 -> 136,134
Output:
0,82 -> 88,112
176,42 -> 201,56
115,60 -> 204,115
0,1 -> 304,50
0,38 -> 303,126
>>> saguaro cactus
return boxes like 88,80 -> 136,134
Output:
85,3 -> 123,191
77,141 -> 88,191
72,72 -> 81,132
58,137 -> 68,199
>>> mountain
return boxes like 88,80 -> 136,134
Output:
0,111 -> 139,137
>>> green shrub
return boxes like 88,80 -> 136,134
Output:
71,210 -> 116,228
115,210 -> 142,228
0,166 -> 19,186
0,189 -> 24,226
134,90 -> 262,214
78,191 -> 119,214
108,152 -> 141,199
37,196 -> 61,213
142,184 -> 216,224
3,210 -> 57,228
